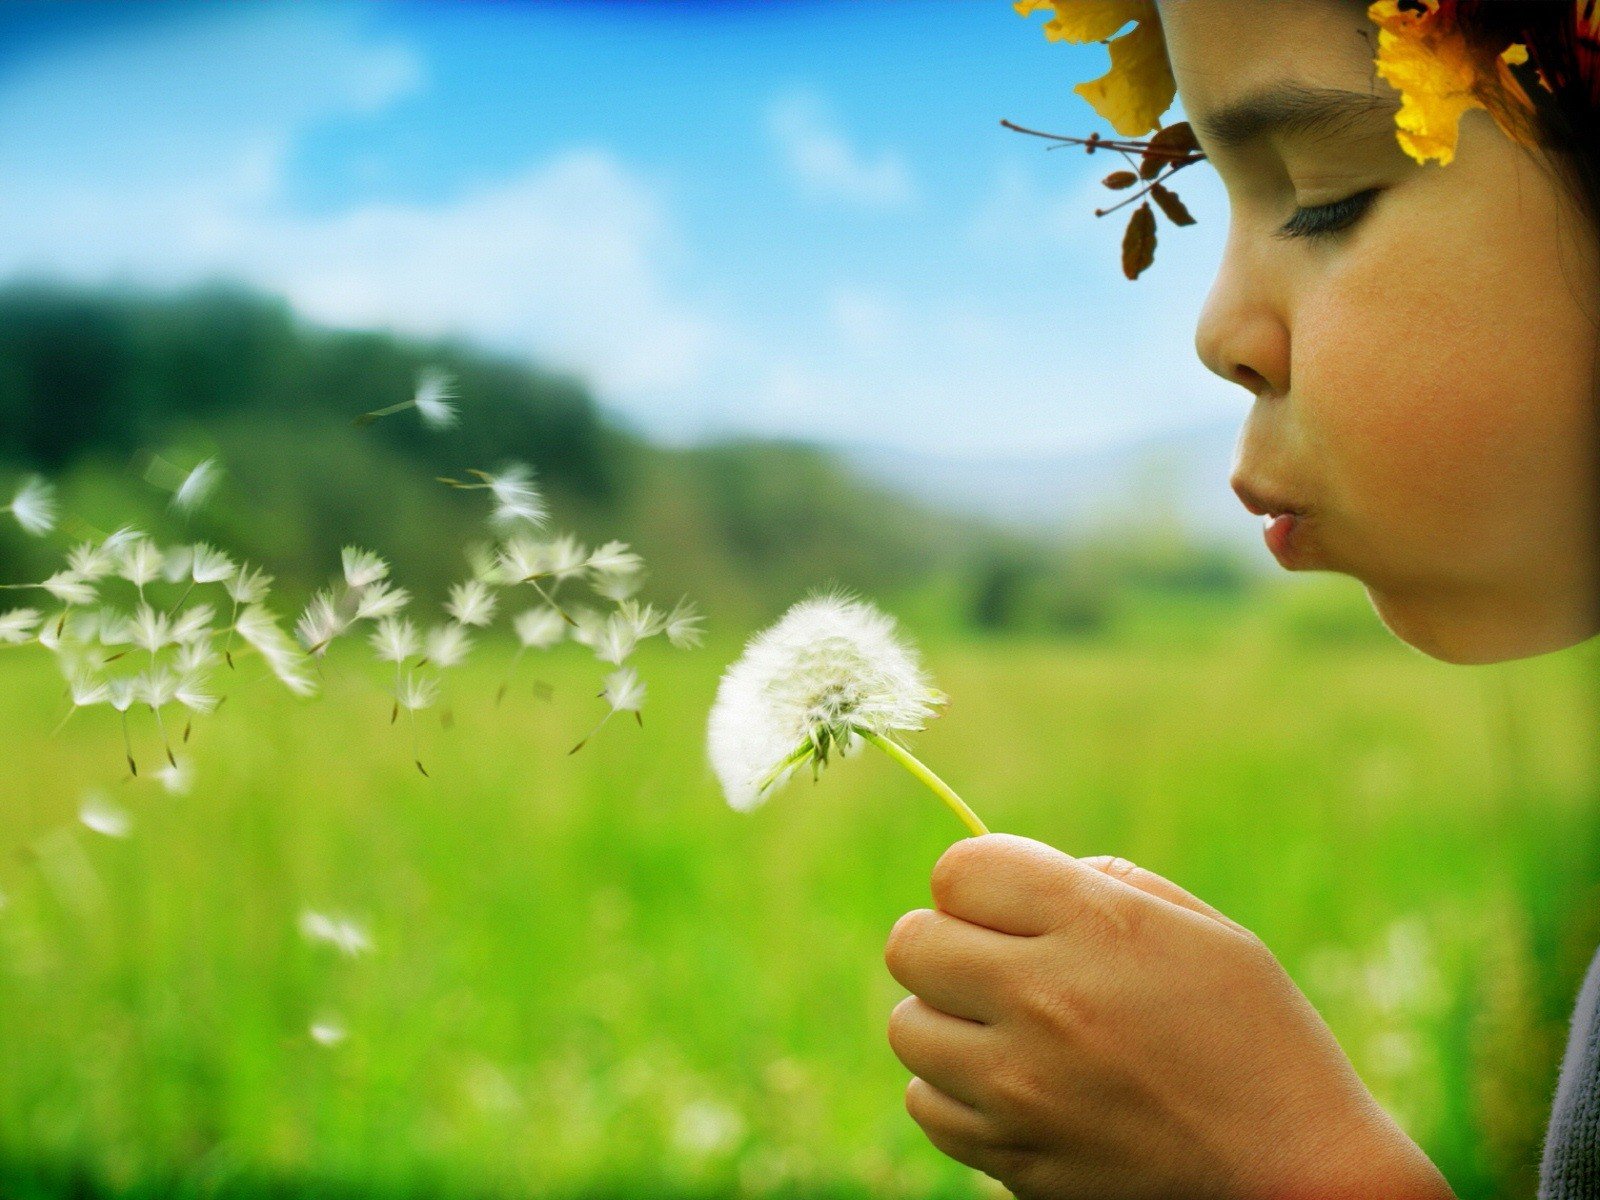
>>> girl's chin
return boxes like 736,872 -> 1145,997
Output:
1362,582 -> 1600,665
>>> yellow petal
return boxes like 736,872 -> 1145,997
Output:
1368,0 -> 1482,166
1072,13 -> 1175,136
1014,0 -> 1147,45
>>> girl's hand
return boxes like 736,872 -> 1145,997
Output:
883,834 -> 1456,1200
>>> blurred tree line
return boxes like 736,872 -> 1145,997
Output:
0,281 -> 1258,636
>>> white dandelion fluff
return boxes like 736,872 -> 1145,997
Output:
513,606 -> 565,650
370,615 -> 420,664
705,590 -> 987,834
310,1015 -> 348,1047
172,458 -> 222,514
663,597 -> 705,650
445,580 -> 497,628
354,581 -> 409,621
8,475 -> 56,536
423,622 -> 472,668
299,909 -> 373,957
412,367 -> 459,429
0,608 -> 41,645
341,546 -> 390,589
188,543 -> 235,584
79,792 -> 132,838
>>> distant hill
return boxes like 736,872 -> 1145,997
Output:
0,281 -> 1258,638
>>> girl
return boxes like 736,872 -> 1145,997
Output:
882,1 -> 1600,1196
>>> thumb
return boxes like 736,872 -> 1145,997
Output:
1078,854 -> 1254,938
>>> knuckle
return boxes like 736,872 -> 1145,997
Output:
885,908 -> 932,975
930,837 -> 987,906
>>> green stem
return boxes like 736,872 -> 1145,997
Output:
857,729 -> 989,838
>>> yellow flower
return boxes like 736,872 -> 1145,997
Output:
1015,0 -> 1175,136
1368,0 -> 1539,166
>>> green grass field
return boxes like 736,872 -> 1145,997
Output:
1,581 -> 1597,1200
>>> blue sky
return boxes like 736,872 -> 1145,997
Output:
0,0 -> 1243,458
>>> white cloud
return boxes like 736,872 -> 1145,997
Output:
0,7 -> 724,416
766,92 -> 916,208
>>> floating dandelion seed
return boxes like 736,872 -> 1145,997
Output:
445,580 -> 497,628
706,590 -> 987,836
354,366 -> 458,428
664,597 -> 705,650
570,666 -> 646,754
156,757 -> 194,796
341,546 -> 390,589
370,615 -> 420,664
422,622 -> 472,668
79,792 -> 131,838
513,607 -> 565,651
188,543 -> 235,584
354,581 -> 409,621
0,608 -> 41,645
299,909 -> 373,957
7,475 -> 56,536
438,463 -> 548,529
172,458 -> 221,514
310,1016 -> 348,1047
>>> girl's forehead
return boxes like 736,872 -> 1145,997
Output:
1159,0 -> 1382,120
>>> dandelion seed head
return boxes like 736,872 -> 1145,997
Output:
413,367 -> 459,429
79,792 -> 131,838
9,475 -> 56,536
172,458 -> 222,514
706,590 -> 944,811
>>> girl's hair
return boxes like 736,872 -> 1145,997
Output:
1457,1 -> 1600,231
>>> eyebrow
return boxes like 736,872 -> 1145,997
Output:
1193,83 -> 1398,152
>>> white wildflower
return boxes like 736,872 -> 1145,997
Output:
0,608 -> 41,644
513,607 -> 565,650
341,546 -> 389,589
8,475 -> 56,536
79,792 -> 131,838
705,591 -> 950,814
445,580 -> 497,628
413,367 -> 458,429
172,458 -> 221,514
370,615 -> 420,664
423,622 -> 472,668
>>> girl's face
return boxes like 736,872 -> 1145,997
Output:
1160,0 -> 1600,664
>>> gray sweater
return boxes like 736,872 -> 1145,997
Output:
1540,940 -> 1600,1198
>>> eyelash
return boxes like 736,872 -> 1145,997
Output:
1276,188 -> 1380,240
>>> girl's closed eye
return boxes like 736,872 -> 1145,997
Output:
1276,187 -> 1382,241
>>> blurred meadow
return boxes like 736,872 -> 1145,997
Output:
3,4 -> 1599,1200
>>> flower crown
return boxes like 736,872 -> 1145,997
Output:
1013,0 -> 1599,278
